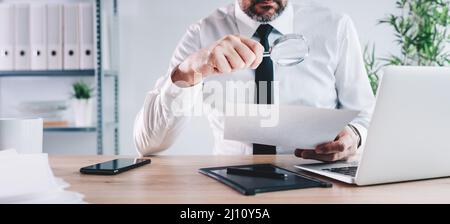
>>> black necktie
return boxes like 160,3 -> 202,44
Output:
253,24 -> 276,155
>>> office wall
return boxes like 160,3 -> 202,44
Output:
118,0 -> 397,156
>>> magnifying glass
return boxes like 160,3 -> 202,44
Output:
262,34 -> 310,67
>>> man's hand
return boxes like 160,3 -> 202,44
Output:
295,126 -> 359,162
172,35 -> 264,86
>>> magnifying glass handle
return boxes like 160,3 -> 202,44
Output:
263,52 -> 270,57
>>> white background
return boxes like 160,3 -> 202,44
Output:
0,0 -> 398,155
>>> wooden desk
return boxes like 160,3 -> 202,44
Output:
49,155 -> 450,204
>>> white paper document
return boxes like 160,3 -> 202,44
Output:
224,104 -> 359,149
0,149 -> 85,204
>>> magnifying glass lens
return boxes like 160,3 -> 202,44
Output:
269,34 -> 309,67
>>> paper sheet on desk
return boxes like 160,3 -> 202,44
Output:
0,149 -> 85,204
224,104 -> 359,149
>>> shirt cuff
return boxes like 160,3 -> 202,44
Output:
160,76 -> 203,116
349,123 -> 367,149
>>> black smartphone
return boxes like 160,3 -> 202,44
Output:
80,158 -> 151,175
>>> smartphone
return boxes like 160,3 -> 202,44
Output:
80,158 -> 151,175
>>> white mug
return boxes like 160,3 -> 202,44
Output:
0,118 -> 43,154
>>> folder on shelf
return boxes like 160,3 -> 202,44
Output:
14,3 -> 31,70
63,4 -> 80,70
0,4 -> 15,71
30,4 -> 47,70
46,4 -> 63,70
79,3 -> 94,69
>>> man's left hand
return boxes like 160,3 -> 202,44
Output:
295,126 -> 359,162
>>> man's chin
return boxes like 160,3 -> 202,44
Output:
244,0 -> 286,23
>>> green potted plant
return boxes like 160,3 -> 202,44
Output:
365,0 -> 450,94
364,44 -> 382,95
71,81 -> 94,127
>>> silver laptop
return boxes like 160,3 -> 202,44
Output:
295,66 -> 450,186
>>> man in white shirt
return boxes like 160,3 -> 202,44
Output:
134,0 -> 375,161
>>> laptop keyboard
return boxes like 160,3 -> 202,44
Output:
322,166 -> 358,177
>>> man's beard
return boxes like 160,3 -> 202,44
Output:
243,0 -> 286,23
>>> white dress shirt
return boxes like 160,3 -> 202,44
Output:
134,0 -> 375,156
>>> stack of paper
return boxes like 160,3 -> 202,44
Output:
0,149 -> 85,204
16,100 -> 69,127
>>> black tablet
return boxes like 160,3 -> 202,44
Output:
199,164 -> 332,196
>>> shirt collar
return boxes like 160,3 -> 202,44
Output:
234,0 -> 294,38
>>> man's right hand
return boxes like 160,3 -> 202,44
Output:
171,35 -> 264,86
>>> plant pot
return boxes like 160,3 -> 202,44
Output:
72,99 -> 93,127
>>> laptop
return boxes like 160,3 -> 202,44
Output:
295,66 -> 450,186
